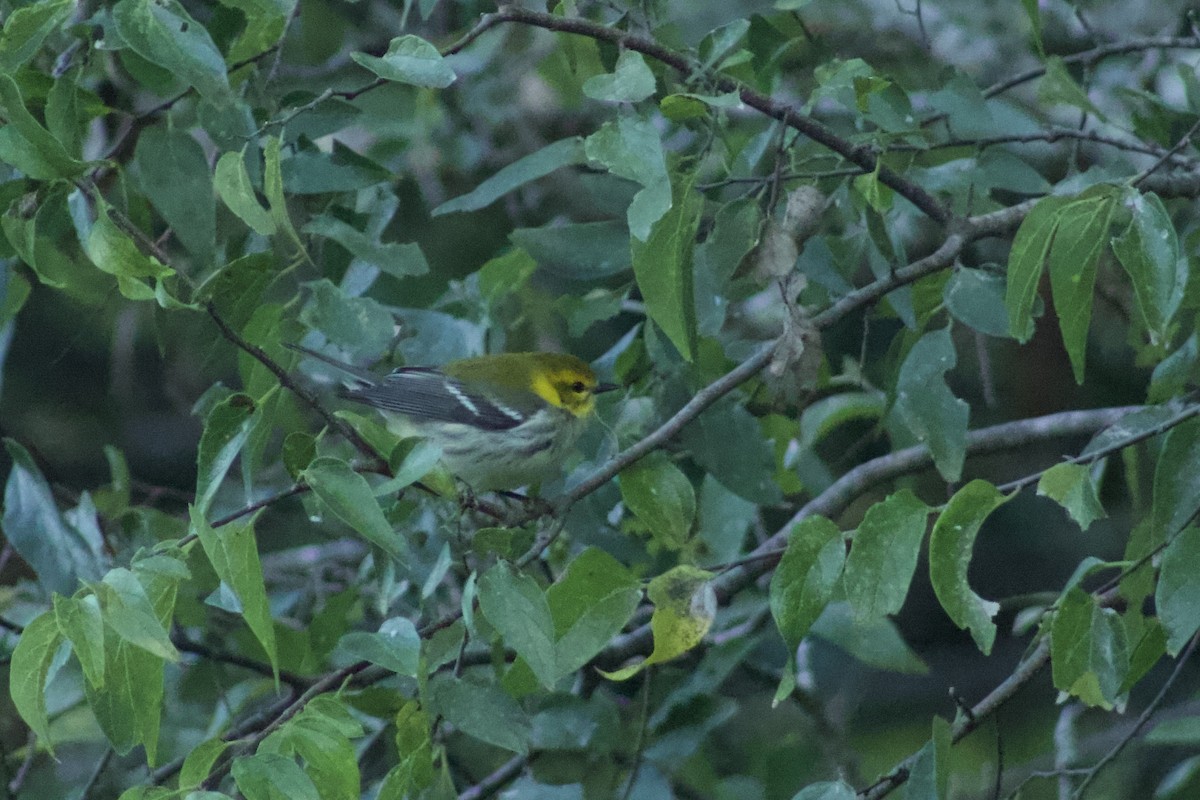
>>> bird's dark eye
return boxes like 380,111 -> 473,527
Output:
571,381 -> 586,393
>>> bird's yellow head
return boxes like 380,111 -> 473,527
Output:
525,353 -> 618,418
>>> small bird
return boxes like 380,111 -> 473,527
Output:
289,344 -> 618,491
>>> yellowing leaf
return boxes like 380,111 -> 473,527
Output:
600,565 -> 715,680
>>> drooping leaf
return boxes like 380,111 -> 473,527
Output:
583,50 -> 656,103
891,328 -> 969,482
769,516 -> 845,650
619,452 -> 696,550
478,561 -> 558,689
134,126 -> 216,264
190,508 -> 278,681
111,0 -> 230,100
584,115 -> 671,241
1046,188 -> 1117,383
546,548 -> 641,675
0,74 -> 87,179
601,565 -> 715,680
0,0 -> 74,73
3,439 -> 106,594
1112,189 -> 1185,346
194,393 -> 257,516
53,593 -> 106,689
433,138 -> 587,216
843,490 -> 931,621
929,479 -> 1006,654
630,173 -> 701,361
1005,195 -> 1070,341
1156,525 -> 1200,655
351,35 -> 455,88
1038,462 -> 1106,531
1051,587 -> 1129,709
214,150 -> 276,236
1151,417 -> 1200,544
303,457 -> 408,562
430,676 -> 531,753
8,612 -> 63,752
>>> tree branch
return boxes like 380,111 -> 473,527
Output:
484,5 -> 950,224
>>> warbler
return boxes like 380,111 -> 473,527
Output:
289,344 -> 618,491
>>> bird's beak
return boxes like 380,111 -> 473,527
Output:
595,382 -> 620,395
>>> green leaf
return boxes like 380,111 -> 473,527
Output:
631,173 -> 701,361
214,150 -> 276,236
197,253 -> 276,331
583,50 -> 656,103
134,126 -> 215,264
584,115 -> 671,241
1051,587 -> 1129,708
179,739 -> 230,790
299,279 -> 395,358
3,438 -> 106,594
433,138 -> 587,216
944,267 -> 1011,338
929,479 -> 1006,654
906,716 -> 953,800
351,35 -> 455,88
263,136 -> 305,257
218,0 -> 293,64
0,0 -> 73,73
0,74 -> 87,179
85,199 -> 175,285
303,457 -> 407,562
1038,462 -> 1106,531
111,0 -> 230,100
263,700 -> 361,800
302,215 -> 428,279
337,617 -> 420,676
53,594 -> 106,689
84,618 -> 166,759
680,399 -> 781,504
1047,190 -> 1117,383
891,328 -> 969,482
1005,195 -> 1070,341
546,548 -> 641,675
282,140 -> 391,194
769,516 -> 845,649
619,452 -> 696,550
600,565 -> 715,681
98,568 -> 179,661
1112,190 -> 1184,345
190,508 -> 278,681
809,602 -> 928,674
9,612 -> 63,752
232,752 -> 320,800
843,490 -> 931,620
1038,56 -> 1102,118
1156,525 -> 1200,655
1151,417 -> 1200,544
510,220 -> 630,279
1146,716 -> 1200,746
194,393 -> 256,516
478,562 -> 558,689
430,676 -> 531,753
1020,0 -> 1043,53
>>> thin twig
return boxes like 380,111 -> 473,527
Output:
1131,114 -> 1200,188
204,303 -> 388,474
982,36 -> 1200,100
1070,633 -> 1200,798
457,753 -> 528,800
479,5 -> 950,224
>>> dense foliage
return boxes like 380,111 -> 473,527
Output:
3,1 -> 1200,798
